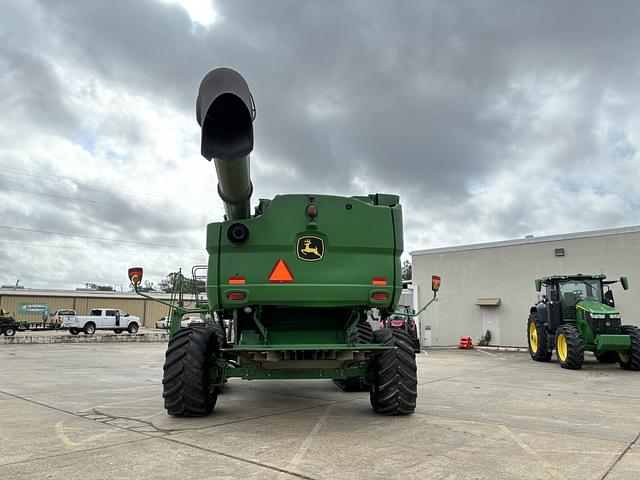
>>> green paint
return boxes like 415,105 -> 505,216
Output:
18,303 -> 50,316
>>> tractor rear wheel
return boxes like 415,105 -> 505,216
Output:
527,312 -> 551,362
618,326 -> 640,371
162,326 -> 220,416
334,319 -> 373,392
370,328 -> 417,415
595,351 -> 619,363
556,325 -> 584,370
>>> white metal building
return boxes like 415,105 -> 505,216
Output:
411,225 -> 640,347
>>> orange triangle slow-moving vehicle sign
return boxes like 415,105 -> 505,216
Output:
268,259 -> 294,283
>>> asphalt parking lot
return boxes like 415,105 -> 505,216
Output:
1,344 -> 638,480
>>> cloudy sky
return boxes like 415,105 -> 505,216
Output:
1,0 -> 639,290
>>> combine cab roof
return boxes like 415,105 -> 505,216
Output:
539,274 -> 606,283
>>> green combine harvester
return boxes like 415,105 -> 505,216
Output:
528,274 -> 640,370
129,67 -> 440,416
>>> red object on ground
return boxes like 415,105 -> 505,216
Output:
459,336 -> 474,349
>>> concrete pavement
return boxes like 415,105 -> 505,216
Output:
1,344 -> 638,479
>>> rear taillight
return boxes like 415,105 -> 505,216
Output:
371,292 -> 388,301
226,292 -> 246,300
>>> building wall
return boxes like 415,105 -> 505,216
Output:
412,229 -> 640,347
0,292 -> 196,327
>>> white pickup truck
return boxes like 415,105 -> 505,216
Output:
61,308 -> 141,335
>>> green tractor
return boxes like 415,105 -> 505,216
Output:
528,274 -> 640,370
129,68 -> 440,416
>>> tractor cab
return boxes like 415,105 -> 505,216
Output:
536,274 -> 627,326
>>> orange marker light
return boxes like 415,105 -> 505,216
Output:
371,277 -> 387,286
268,260 -> 294,283
229,276 -> 246,285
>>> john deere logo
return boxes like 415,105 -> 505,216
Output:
297,236 -> 324,261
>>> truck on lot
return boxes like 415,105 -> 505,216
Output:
528,274 -> 640,370
61,309 -> 140,335
129,67 -> 440,416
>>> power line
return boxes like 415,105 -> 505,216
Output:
0,165 -> 222,209
0,240 -> 202,253
0,226 -> 202,250
1,186 -> 128,207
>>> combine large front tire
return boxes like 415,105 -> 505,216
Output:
334,320 -> 374,392
556,325 -> 584,370
162,326 -> 220,416
618,326 -> 640,371
370,329 -> 417,415
527,312 -> 552,362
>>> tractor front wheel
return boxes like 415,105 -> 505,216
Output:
556,325 -> 584,370
527,312 -> 551,362
162,326 -> 220,416
618,326 -> 640,371
370,329 -> 417,415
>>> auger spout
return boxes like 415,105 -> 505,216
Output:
196,67 -> 255,220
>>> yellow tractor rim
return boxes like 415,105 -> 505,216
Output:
618,352 -> 630,363
529,322 -> 538,353
557,334 -> 568,362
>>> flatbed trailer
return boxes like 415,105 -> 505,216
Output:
20,322 -> 64,331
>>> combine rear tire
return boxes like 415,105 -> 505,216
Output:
211,319 -> 227,349
370,329 -> 417,415
527,312 -> 552,362
556,325 -> 584,370
595,351 -> 618,363
162,326 -> 220,416
618,326 -> 640,371
334,320 -> 373,392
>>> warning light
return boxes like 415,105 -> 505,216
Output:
431,275 -> 442,292
128,267 -> 143,287
371,277 -> 387,286
268,259 -> 294,283
306,204 -> 318,218
371,292 -> 388,301
229,276 -> 246,285
227,292 -> 246,300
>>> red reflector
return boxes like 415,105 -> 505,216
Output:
371,277 -> 387,286
372,292 -> 388,301
229,276 -> 246,285
227,292 -> 246,300
307,204 -> 318,218
391,320 -> 405,327
268,259 -> 294,283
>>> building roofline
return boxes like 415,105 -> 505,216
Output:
0,289 -> 178,300
411,224 -> 640,257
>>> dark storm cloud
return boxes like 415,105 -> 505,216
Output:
21,0 -> 640,196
